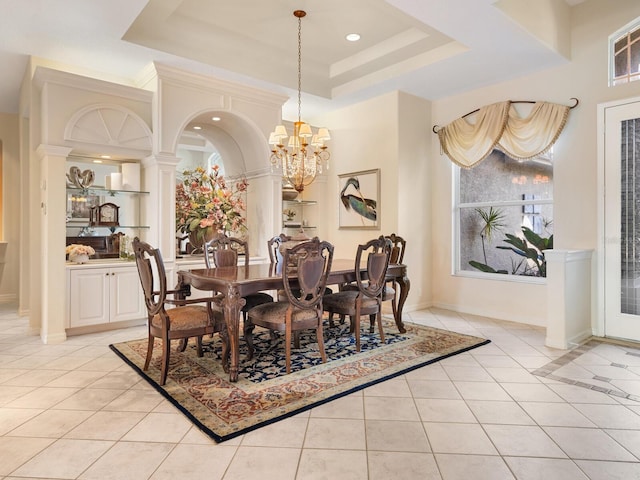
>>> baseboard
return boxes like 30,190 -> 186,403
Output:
40,331 -> 67,344
0,294 -> 17,303
66,318 -> 145,337
431,301 -> 546,328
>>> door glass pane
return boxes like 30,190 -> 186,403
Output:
621,117 -> 640,314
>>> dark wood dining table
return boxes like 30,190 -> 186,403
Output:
177,259 -> 410,382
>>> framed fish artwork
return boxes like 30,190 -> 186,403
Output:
338,169 -> 380,230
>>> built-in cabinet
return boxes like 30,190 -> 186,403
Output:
66,186 -> 150,257
65,168 -> 150,331
66,264 -> 146,328
282,199 -> 317,234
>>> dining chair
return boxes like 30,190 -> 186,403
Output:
204,235 -> 274,321
322,236 -> 392,352
267,233 -> 290,265
384,233 -> 406,321
132,237 -> 222,385
269,233 -> 333,302
245,237 -> 334,373
329,233 -> 405,332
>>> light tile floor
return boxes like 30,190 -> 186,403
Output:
1,303 -> 640,479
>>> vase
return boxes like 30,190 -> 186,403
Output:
69,253 -> 89,264
188,227 -> 220,252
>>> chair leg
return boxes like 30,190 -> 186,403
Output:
354,304 -> 362,352
143,331 -> 154,371
244,318 -> 255,361
376,311 -> 385,344
196,335 -> 203,357
316,321 -> 327,364
160,333 -> 170,386
177,338 -> 188,352
328,312 -> 335,328
369,314 -> 375,333
285,312 -> 292,374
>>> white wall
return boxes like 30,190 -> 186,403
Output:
430,0 -> 640,325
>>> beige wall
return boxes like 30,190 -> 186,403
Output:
0,112 -> 19,302
317,91 -> 433,311
429,0 -> 640,325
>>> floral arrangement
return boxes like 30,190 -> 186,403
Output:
175,165 -> 248,237
283,208 -> 296,220
65,244 -> 96,257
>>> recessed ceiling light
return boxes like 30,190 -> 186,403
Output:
93,160 -> 103,164
346,33 -> 360,42
100,155 -> 110,159
212,116 -> 221,122
193,126 -> 202,130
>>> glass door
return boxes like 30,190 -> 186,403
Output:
604,99 -> 640,341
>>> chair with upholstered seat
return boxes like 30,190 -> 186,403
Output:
267,233 -> 290,265
132,237 -> 221,385
322,236 -> 392,352
245,237 -> 334,373
329,233 -> 405,332
269,233 -> 333,302
384,233 -> 406,321
204,236 -> 274,321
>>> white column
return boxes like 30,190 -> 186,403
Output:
37,144 -> 73,343
544,249 -> 594,349
141,154 -> 180,260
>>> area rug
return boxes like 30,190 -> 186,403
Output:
110,318 -> 490,442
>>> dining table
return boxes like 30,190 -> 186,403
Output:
177,259 -> 410,382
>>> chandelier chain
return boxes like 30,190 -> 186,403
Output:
297,14 -> 302,123
268,9 -> 330,194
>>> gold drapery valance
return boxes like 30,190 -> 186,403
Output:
435,99 -> 577,168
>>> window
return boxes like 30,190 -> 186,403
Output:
455,149 -> 553,278
610,18 -> 640,86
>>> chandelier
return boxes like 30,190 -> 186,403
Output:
269,10 -> 330,193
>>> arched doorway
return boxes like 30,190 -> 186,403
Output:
174,110 -> 277,257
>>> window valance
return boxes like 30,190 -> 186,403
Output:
434,99 -> 578,168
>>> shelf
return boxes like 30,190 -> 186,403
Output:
66,186 -> 150,196
65,225 -> 150,230
283,199 -> 316,206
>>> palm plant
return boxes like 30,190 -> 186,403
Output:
497,226 -> 553,277
475,206 -> 506,264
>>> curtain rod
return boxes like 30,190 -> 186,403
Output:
431,98 -> 579,134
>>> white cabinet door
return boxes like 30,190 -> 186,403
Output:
69,268 -> 110,327
110,267 -> 146,322
68,265 -> 146,328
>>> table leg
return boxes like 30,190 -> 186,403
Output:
175,276 -> 189,351
222,285 -> 246,382
394,273 -> 410,333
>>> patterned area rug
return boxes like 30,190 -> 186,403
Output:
110,319 -> 490,442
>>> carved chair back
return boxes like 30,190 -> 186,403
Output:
267,233 -> 291,264
355,236 -> 392,300
386,233 -> 406,265
282,237 -> 334,311
204,236 -> 248,268
133,237 -> 167,317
